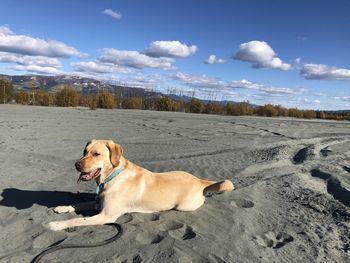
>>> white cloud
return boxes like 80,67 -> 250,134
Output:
121,74 -> 163,89
144,41 -> 197,58
204,55 -> 226,64
233,40 -> 291,70
298,98 -> 321,104
11,65 -> 63,75
99,48 -> 175,70
0,52 -> 61,67
102,9 -> 122,20
0,25 -> 86,58
71,61 -> 137,74
300,63 -> 350,80
170,72 -> 228,90
333,96 -> 350,101
238,79 -> 305,96
170,72 -> 305,96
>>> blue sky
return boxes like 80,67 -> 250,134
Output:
0,0 -> 349,110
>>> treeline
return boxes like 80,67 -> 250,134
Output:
1,80 -> 349,121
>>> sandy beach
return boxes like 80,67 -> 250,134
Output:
0,104 -> 349,262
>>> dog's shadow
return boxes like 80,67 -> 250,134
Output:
0,188 -> 97,216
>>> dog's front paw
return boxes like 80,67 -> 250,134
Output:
48,221 -> 66,231
53,205 -> 75,214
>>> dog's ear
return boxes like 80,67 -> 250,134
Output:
106,140 -> 123,167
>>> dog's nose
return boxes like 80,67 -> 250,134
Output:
75,161 -> 82,171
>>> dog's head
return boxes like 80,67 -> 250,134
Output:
75,140 -> 123,182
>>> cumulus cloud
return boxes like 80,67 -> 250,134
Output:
233,40 -> 291,70
144,41 -> 197,58
102,9 -> 122,20
204,55 -> 226,64
0,25 -> 86,58
99,48 -> 175,70
71,61 -> 137,74
11,65 -> 63,75
0,52 -> 60,67
300,63 -> 350,80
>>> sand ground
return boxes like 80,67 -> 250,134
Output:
0,105 -> 349,263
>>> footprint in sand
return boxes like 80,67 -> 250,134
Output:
133,213 -> 160,222
117,214 -> 134,224
158,221 -> 184,231
136,232 -> 164,244
231,199 -> 254,208
255,232 -> 294,249
132,254 -> 143,263
208,254 -> 226,263
320,146 -> 332,157
157,221 -> 197,240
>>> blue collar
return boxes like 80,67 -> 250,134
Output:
95,164 -> 125,194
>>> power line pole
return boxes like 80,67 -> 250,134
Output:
2,84 -> 5,104
31,79 -> 37,105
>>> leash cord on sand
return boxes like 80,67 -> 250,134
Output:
31,223 -> 122,263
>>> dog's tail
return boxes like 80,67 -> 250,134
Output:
201,179 -> 234,195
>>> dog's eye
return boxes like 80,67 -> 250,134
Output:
93,152 -> 100,157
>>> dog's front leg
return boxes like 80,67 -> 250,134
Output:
48,211 -> 121,231
53,201 -> 100,214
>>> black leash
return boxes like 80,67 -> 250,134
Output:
31,223 -> 122,263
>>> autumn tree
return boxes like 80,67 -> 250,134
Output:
187,98 -> 204,113
155,97 -> 175,111
122,97 -> 143,109
257,104 -> 279,117
55,87 -> 79,107
317,111 -> 326,119
0,80 -> 13,103
16,92 -> 30,105
96,92 -> 116,109
36,91 -> 54,106
288,108 -> 303,118
302,110 -> 317,119
204,102 -> 226,115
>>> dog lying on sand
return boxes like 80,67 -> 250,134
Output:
48,140 -> 234,231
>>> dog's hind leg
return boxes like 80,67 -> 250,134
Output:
202,180 -> 234,195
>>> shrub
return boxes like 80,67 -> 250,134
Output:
36,91 -> 54,106
204,102 -> 226,114
0,80 -> 13,103
317,111 -> 326,119
122,97 -> 143,109
302,110 -> 317,119
55,87 -> 79,107
257,104 -> 279,117
227,102 -> 253,116
16,92 -> 30,105
155,97 -> 175,111
96,92 -> 116,109
187,98 -> 204,113
288,108 -> 303,118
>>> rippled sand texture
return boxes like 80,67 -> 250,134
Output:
0,105 -> 349,262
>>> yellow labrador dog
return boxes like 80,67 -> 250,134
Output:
48,140 -> 234,231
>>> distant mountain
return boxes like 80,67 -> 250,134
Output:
0,74 -> 163,100
0,73 -> 250,106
